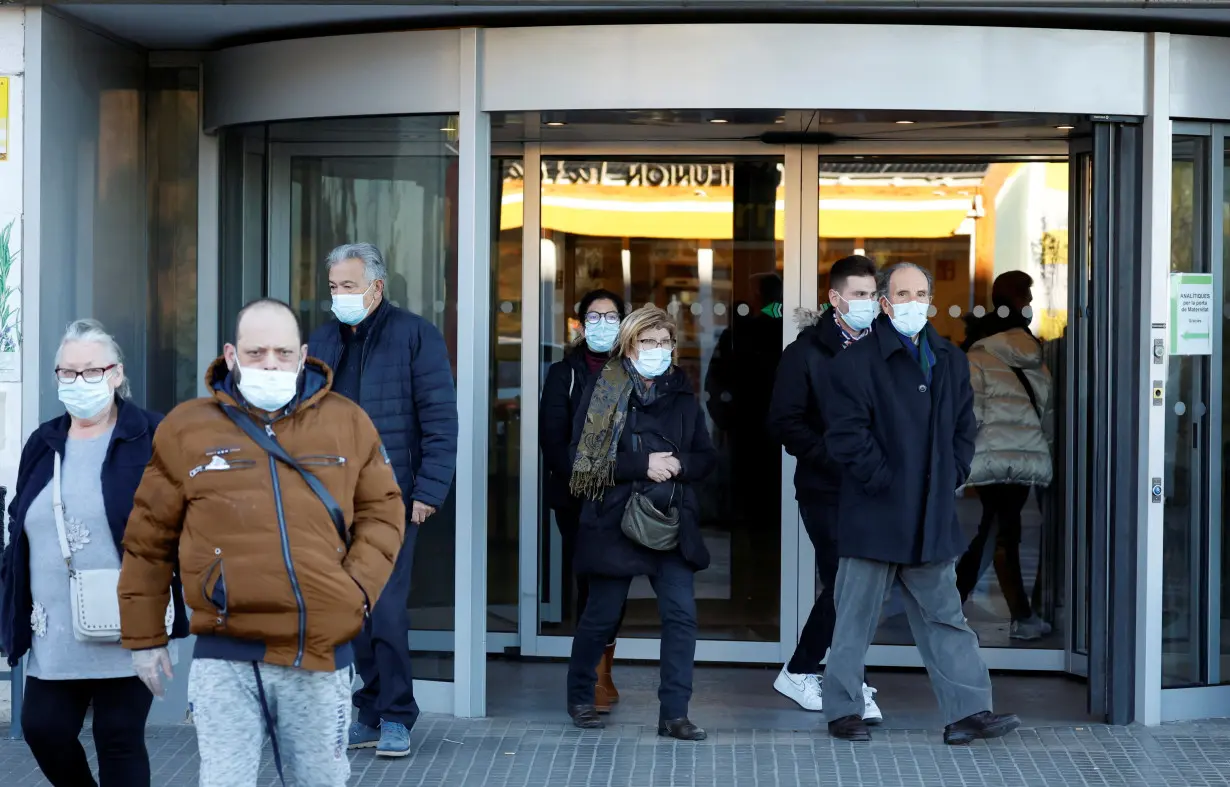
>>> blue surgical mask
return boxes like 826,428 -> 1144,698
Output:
585,321 -> 619,353
331,283 -> 374,326
889,300 -> 930,338
632,348 -> 672,379
838,296 -> 879,332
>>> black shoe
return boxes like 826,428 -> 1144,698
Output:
827,714 -> 871,741
943,711 -> 1020,745
658,717 -> 707,741
568,704 -> 605,729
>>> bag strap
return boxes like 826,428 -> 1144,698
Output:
1009,366 -> 1041,418
220,404 -> 349,546
52,452 -> 73,568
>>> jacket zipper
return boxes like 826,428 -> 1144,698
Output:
266,422 -> 308,668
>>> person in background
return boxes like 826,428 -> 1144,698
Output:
565,306 -> 716,740
0,319 -> 189,786
308,242 -> 459,758
118,299 -> 405,787
822,263 -> 1019,745
957,271 -> 1054,640
767,255 -> 883,722
540,288 -> 629,713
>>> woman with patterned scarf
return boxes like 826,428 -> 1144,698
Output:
564,305 -> 716,741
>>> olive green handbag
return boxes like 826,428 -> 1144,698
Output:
620,483 -> 680,551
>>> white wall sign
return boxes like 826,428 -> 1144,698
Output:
1169,272 -> 1213,356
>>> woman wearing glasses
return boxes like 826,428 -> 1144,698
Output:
566,305 -> 716,740
0,319 -> 188,786
540,289 -> 628,712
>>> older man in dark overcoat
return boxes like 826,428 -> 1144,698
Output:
820,262 -> 1020,745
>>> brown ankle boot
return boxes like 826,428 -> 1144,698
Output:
595,643 -> 620,713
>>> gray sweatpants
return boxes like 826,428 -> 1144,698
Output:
188,658 -> 353,787
822,557 -> 994,725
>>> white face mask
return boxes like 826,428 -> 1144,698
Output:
331,282 -> 374,326
58,376 -> 114,420
236,364 -> 302,413
632,347 -> 672,379
837,295 -> 879,332
888,300 -> 930,337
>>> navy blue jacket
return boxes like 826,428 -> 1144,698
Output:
0,399 -> 189,665
309,300 -> 459,509
825,316 -> 976,566
570,367 -> 717,578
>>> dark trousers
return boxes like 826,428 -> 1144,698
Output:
22,675 -> 153,787
353,524 -> 421,729
787,501 -> 840,675
567,555 -> 697,719
556,508 -> 626,641
956,483 -> 1033,621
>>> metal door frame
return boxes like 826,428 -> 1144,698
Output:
515,142 -> 804,665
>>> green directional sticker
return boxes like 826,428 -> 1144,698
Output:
761,302 -> 783,319
1169,272 -> 1214,356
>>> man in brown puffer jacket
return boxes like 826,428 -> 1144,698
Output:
118,298 -> 405,787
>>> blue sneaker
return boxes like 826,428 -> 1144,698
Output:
348,721 -> 380,750
376,721 -> 412,758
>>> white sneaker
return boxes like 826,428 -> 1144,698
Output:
861,684 -> 883,724
773,666 -> 824,711
1010,615 -> 1053,641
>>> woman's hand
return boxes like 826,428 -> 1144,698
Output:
647,452 -> 681,483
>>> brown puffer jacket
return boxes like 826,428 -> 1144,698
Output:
118,357 -> 406,672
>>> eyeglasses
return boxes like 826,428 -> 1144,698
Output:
637,338 -> 675,351
584,311 -> 621,325
55,365 -> 117,385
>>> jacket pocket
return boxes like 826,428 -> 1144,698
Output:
200,557 -> 228,622
297,455 -> 348,468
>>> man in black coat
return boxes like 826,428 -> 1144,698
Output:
767,255 -> 883,721
308,242 -> 459,759
821,262 -> 1020,745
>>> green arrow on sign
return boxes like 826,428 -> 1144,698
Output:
1182,331 -> 1210,340
761,302 -> 783,319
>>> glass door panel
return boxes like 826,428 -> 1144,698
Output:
817,160 -> 1070,656
1163,136 -> 1212,688
536,156 -> 785,644
265,116 -> 461,680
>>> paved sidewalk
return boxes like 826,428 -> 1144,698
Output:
3,716 -> 1230,786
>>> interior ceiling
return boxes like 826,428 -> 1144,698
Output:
54,2 -> 1230,50
493,110 -> 1080,155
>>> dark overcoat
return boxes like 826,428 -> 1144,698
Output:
824,315 -> 976,565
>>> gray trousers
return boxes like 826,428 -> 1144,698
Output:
823,557 -> 994,725
189,658 -> 353,787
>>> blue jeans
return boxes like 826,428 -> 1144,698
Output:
566,554 -> 697,719
353,525 -> 420,729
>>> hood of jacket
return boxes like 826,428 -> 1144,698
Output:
970,328 -> 1043,371
793,306 -> 826,331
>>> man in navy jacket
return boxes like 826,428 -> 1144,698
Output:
820,263 -> 1019,746
308,242 -> 458,758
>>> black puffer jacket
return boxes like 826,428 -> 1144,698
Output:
569,366 -> 717,577
767,307 -> 850,503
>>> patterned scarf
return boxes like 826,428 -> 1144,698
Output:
918,330 -> 935,383
569,358 -> 635,501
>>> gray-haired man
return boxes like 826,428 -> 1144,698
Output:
821,263 -> 1019,745
308,242 -> 458,758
